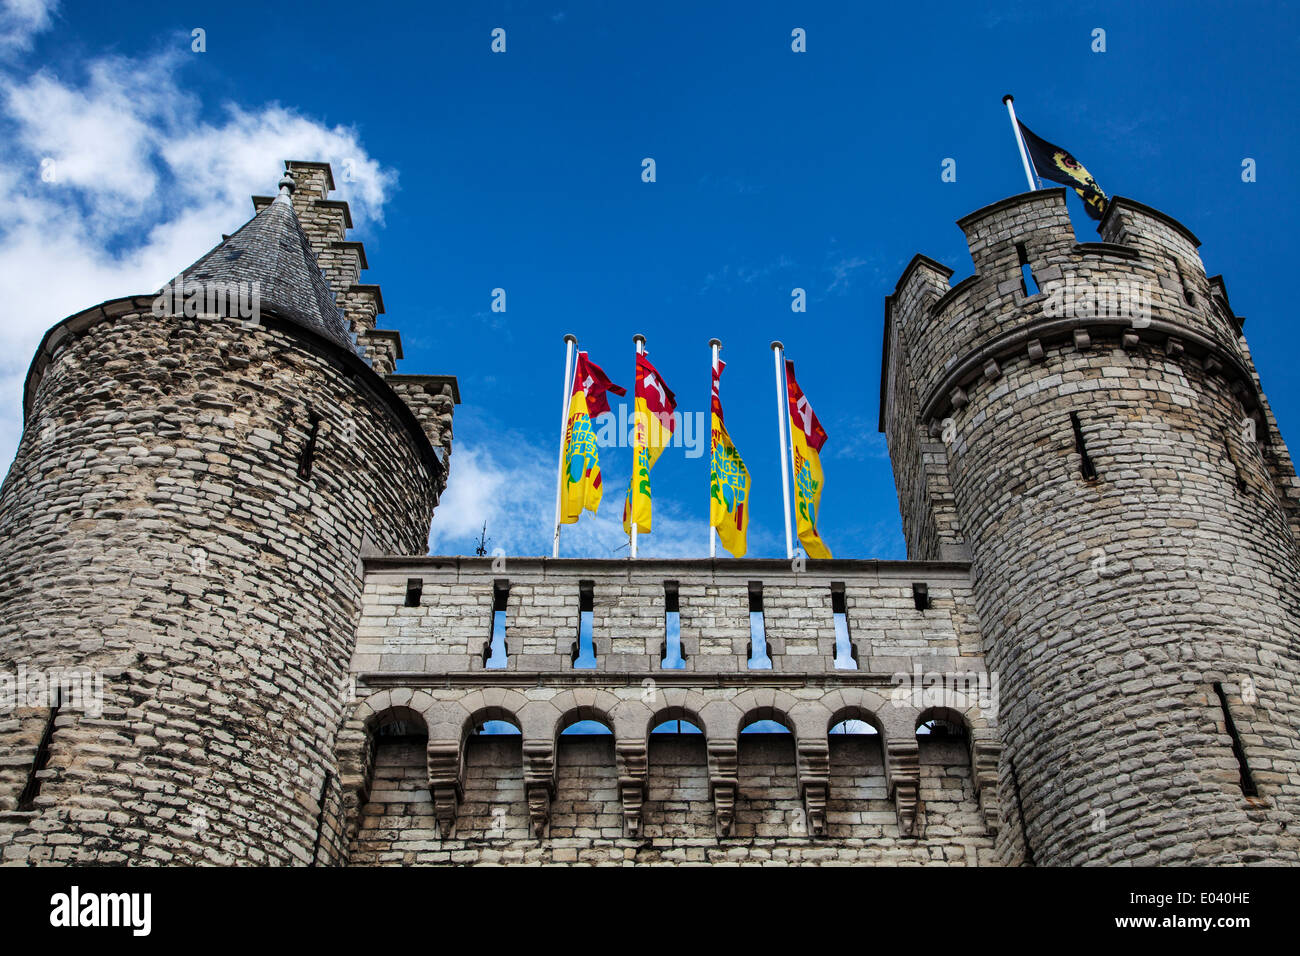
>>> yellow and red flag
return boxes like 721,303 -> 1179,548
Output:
623,351 -> 677,534
560,352 -> 624,524
785,360 -> 831,559
709,360 -> 750,557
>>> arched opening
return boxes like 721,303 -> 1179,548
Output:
645,708 -> 707,839
461,709 -> 524,840
915,706 -> 969,739
827,708 -> 886,840
736,709 -> 799,839
915,707 -> 985,843
350,707 -> 432,865
552,709 -> 617,841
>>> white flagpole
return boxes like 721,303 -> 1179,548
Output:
708,338 -> 721,560
771,341 -> 794,560
1003,94 -> 1038,193
552,333 -> 578,558
630,333 -> 646,559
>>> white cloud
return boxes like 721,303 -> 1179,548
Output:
0,35 -> 397,471
430,422 -> 707,559
0,0 -> 57,59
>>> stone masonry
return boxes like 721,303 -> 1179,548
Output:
883,189 -> 1300,865
332,557 -> 1001,865
0,167 -> 1295,866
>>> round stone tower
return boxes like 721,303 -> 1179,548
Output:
882,189 -> 1300,865
0,165 -> 452,864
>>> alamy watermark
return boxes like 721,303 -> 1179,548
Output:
1041,275 -> 1151,327
152,271 -> 261,327
0,666 -> 104,718
889,664 -> 999,719
595,403 -> 708,459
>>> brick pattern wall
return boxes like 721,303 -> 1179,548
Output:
886,190 -> 1300,865
354,559 -> 982,675
348,734 -> 997,865
337,558 -> 1002,865
0,306 -> 438,864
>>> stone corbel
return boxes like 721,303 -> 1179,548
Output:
707,741 -> 739,838
522,740 -> 555,839
970,737 -> 1002,836
796,742 -> 830,837
886,738 -> 922,837
426,740 -> 463,840
615,740 -> 648,838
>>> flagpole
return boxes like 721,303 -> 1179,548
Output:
708,338 -> 721,560
630,333 -> 645,560
1002,94 -> 1038,193
771,341 -> 794,560
552,333 -> 578,558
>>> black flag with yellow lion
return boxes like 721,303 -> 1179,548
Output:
1017,120 -> 1109,220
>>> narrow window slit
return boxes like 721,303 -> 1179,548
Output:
1173,258 -> 1196,306
1009,757 -> 1036,867
404,578 -> 423,607
1016,243 -> 1039,297
572,581 -> 596,668
309,770 -> 333,866
831,583 -> 858,669
297,410 -> 322,479
661,581 -> 685,669
17,693 -> 61,812
1070,412 -> 1097,479
1221,429 -> 1249,493
1213,682 -> 1258,797
484,580 -> 509,668
911,582 -> 930,611
747,581 -> 771,669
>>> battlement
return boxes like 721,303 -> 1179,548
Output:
884,190 -> 1258,432
354,556 -> 984,676
333,556 -> 1003,855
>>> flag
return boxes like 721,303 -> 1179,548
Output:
1016,119 -> 1108,220
709,360 -> 750,558
560,352 -> 625,524
623,351 -> 677,534
785,360 -> 831,559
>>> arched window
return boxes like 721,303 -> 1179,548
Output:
829,719 -> 878,735
645,711 -> 707,839
552,711 -> 616,840
916,707 -> 968,738
351,708 -> 430,864
463,712 -> 523,840
737,711 -> 798,838
650,719 -> 703,735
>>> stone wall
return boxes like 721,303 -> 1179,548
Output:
332,557 -> 1003,865
0,303 -> 439,864
884,190 -> 1300,865
348,732 -> 997,865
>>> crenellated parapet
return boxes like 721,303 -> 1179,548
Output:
886,190 -> 1261,434
882,190 -> 1300,866
333,556 -> 1005,863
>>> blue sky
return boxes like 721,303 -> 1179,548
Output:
2,0 -> 1297,560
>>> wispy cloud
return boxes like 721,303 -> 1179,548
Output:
699,254 -> 795,294
430,415 -> 706,559
830,419 -> 889,462
0,23 -> 396,470
0,0 -> 57,60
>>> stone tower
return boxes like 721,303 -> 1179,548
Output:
0,162 -> 458,864
882,189 -> 1300,865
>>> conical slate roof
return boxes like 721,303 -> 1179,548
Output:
171,189 -> 352,348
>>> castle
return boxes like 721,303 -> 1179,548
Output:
0,162 -> 1296,866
